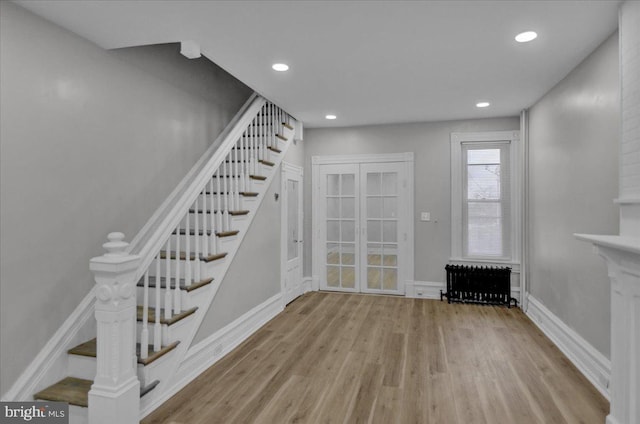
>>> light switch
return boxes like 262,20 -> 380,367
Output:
421,212 -> 431,221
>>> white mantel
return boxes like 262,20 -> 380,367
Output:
575,235 -> 640,424
574,3 -> 640,423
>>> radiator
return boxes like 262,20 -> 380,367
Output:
441,265 -> 518,308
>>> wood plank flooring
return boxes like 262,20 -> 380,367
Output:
142,292 -> 608,424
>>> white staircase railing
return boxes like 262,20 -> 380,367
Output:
88,94 -> 294,423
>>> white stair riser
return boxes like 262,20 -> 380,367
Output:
67,355 -> 96,381
148,255 -> 228,280
69,404 -> 87,424
135,312 -> 194,352
167,231 -> 240,252
135,287 -> 190,309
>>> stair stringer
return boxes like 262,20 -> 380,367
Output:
137,123 -> 295,418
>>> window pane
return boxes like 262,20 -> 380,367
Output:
382,173 -> 397,195
367,173 -> 381,195
327,266 -> 339,287
342,267 -> 355,288
468,149 -> 500,164
367,197 -> 382,219
327,243 -> 339,264
383,268 -> 397,290
327,198 -> 340,218
467,164 -> 501,200
341,197 -> 355,219
383,197 -> 397,218
367,267 -> 381,289
327,221 -> 340,242
342,175 -> 355,196
383,221 -> 397,243
467,202 -> 502,256
367,220 -> 382,242
327,174 -> 339,195
341,244 -> 356,265
342,221 -> 355,242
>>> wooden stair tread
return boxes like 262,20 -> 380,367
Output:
258,159 -> 275,167
160,250 -> 227,263
276,133 -> 288,141
212,174 -> 267,179
136,276 -> 214,291
282,122 -> 294,130
138,341 -> 180,366
188,209 -> 249,216
174,228 -> 239,237
267,146 -> 282,153
204,191 -> 258,197
68,338 -> 180,366
34,377 -> 91,407
216,230 -> 240,237
137,305 -> 198,326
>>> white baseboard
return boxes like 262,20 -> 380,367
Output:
525,294 -> 611,400
140,292 -> 283,419
302,277 -> 314,293
406,280 -> 521,303
1,288 -> 96,401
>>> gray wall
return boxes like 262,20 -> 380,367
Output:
303,117 -> 520,282
0,2 -> 251,395
528,33 -> 619,357
192,137 -> 304,343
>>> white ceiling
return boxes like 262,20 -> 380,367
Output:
15,0 -> 621,128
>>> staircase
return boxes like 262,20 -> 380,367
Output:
32,95 -> 295,423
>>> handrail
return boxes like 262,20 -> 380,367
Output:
127,94 -> 266,283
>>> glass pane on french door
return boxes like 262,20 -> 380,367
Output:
361,163 -> 401,294
321,164 -> 359,292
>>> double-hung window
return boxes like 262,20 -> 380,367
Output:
451,131 -> 520,262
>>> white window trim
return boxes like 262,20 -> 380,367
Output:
451,131 -> 521,265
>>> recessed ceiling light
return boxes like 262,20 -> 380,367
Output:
515,31 -> 538,43
272,63 -> 289,72
476,102 -> 490,108
325,114 -> 337,120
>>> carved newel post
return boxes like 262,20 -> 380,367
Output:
88,232 -> 141,424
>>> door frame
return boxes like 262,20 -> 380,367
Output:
280,161 -> 304,308
312,153 -> 415,294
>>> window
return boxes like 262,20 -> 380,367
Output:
451,132 -> 519,262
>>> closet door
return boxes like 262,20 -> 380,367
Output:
360,162 -> 404,295
319,164 -> 360,292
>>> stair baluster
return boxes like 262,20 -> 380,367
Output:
174,222 -> 181,313
154,252 -> 161,352
216,169 -> 223,232
201,189 -> 209,258
140,270 -> 150,360
209,179 -> 217,254
193,196 -> 201,282
185,208 -> 192,288
163,238 -> 172,321
223,160 -> 230,231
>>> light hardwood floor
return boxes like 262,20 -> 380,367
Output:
143,292 -> 608,424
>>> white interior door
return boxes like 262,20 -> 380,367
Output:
360,163 -> 404,295
319,164 -> 360,292
316,158 -> 410,295
282,163 -> 304,305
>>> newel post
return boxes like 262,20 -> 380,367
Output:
88,232 -> 141,424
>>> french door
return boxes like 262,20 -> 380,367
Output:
314,155 -> 413,295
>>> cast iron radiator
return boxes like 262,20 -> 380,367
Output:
441,265 -> 518,308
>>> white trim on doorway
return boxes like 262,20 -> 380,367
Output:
312,153 -> 414,295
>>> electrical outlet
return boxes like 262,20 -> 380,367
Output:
420,212 -> 431,221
